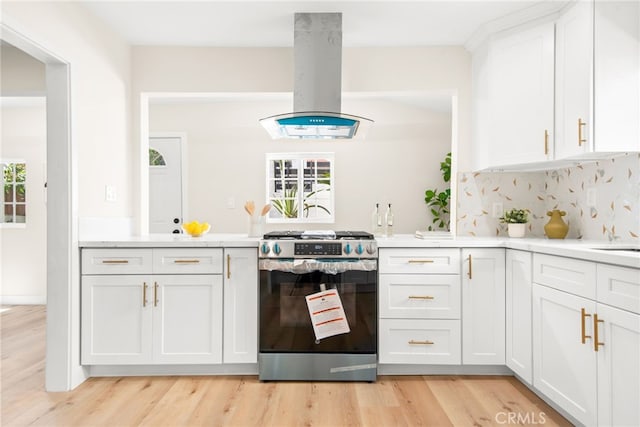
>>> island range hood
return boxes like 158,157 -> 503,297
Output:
259,13 -> 373,139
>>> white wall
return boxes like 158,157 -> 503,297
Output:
0,41 -> 46,95
134,45 -> 471,232
0,101 -> 47,303
150,97 -> 452,234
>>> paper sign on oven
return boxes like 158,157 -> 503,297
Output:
306,287 -> 350,341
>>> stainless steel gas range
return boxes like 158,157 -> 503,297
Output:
258,230 -> 378,382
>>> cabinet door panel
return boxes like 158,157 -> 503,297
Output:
532,284 -> 596,425
596,303 -> 640,427
223,248 -> 258,364
153,275 -> 222,364
462,249 -> 505,364
506,250 -> 532,384
81,275 -> 152,364
488,21 -> 555,166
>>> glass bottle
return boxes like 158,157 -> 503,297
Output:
385,203 -> 394,237
372,203 -> 383,237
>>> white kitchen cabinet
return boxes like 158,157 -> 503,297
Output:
505,249 -> 532,385
555,0 -> 593,159
81,275 -> 153,364
595,303 -> 640,427
223,248 -> 258,364
461,248 -> 505,365
593,1 -> 640,152
81,248 -> 225,365
152,275 -> 223,364
378,248 -> 461,365
532,283 -> 597,425
486,21 -> 555,168
533,253 -> 596,300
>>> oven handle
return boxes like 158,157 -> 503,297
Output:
259,258 -> 377,275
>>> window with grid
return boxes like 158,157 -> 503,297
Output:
266,153 -> 334,223
2,161 -> 27,224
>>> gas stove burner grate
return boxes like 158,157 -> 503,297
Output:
262,230 -> 374,240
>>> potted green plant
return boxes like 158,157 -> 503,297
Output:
500,208 -> 529,238
424,152 -> 451,231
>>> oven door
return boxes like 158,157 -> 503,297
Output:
259,258 -> 377,354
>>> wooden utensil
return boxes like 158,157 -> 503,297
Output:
244,200 -> 255,216
260,204 -> 271,216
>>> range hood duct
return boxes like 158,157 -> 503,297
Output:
260,13 -> 373,139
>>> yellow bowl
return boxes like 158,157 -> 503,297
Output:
182,222 -> 210,237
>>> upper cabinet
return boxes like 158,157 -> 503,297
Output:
472,0 -> 640,170
555,1 -> 593,159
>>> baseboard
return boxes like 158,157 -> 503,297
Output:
0,296 -> 46,305
377,364 -> 513,375
88,363 -> 259,377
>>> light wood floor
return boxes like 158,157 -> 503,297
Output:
1,305 -> 572,426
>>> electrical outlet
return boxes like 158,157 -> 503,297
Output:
226,197 -> 235,209
586,188 -> 597,207
492,202 -> 503,218
105,185 -> 117,202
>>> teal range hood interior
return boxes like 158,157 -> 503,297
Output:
259,111 -> 372,139
260,13 -> 373,140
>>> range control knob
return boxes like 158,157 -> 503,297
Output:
366,244 -> 377,255
355,243 -> 364,255
261,243 -> 270,255
273,243 -> 282,255
344,243 -> 352,255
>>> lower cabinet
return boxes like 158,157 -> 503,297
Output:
223,248 -> 258,364
505,249 -> 532,384
461,248 -> 505,365
532,284 -> 597,425
379,319 -> 461,364
82,274 -> 223,365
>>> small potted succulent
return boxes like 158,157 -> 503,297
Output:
500,208 -> 529,238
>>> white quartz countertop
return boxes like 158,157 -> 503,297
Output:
80,233 -> 640,269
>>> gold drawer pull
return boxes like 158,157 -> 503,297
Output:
408,340 -> 434,345
154,282 -> 159,307
407,259 -> 434,264
174,259 -> 201,264
544,129 -> 549,155
408,295 -> 434,300
142,282 -> 148,307
467,255 -> 472,279
102,260 -> 129,264
227,254 -> 231,279
594,314 -> 604,352
581,308 -> 592,344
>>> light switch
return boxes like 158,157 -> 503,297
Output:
586,188 -> 596,207
226,197 -> 235,209
492,202 -> 503,218
105,185 -> 117,202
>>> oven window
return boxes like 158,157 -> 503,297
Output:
260,269 -> 377,353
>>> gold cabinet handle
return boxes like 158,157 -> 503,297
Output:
467,255 -> 472,279
581,308 -> 592,344
408,340 -> 434,345
544,129 -> 549,155
227,254 -> 231,279
594,314 -> 604,352
407,259 -> 434,264
174,259 -> 200,264
102,260 -> 129,264
578,118 -> 586,146
142,282 -> 148,307
153,282 -> 159,307
408,295 -> 434,300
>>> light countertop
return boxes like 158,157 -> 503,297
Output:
80,233 -> 640,269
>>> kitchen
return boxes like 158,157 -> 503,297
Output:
1,1 -> 639,426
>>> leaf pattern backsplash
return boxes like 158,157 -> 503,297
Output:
456,153 -> 639,242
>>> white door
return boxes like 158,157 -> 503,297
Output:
596,303 -> 640,427
506,250 -> 533,384
223,248 -> 258,363
153,274 -> 223,364
149,137 -> 183,234
532,284 -> 597,425
462,248 -> 505,365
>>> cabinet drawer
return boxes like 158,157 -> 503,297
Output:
533,253 -> 596,299
82,249 -> 153,275
379,274 -> 460,319
597,264 -> 640,314
379,249 -> 460,274
153,249 -> 223,274
379,319 -> 461,364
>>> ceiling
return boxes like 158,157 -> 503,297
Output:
80,0 -> 562,48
